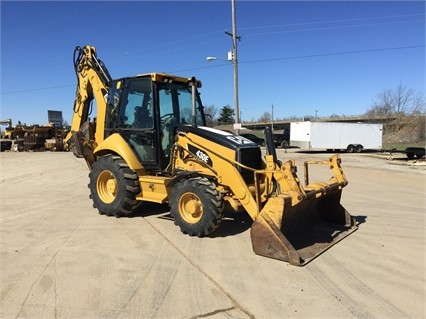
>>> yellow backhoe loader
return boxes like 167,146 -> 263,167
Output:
1,119 -> 23,139
1,119 -> 13,151
65,45 -> 357,266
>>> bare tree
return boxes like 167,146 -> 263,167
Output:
411,92 -> 426,114
368,83 -> 425,116
258,112 -> 271,123
204,104 -> 218,127
366,83 -> 426,130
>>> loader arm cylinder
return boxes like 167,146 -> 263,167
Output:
264,126 -> 278,165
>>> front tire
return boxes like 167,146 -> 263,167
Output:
89,155 -> 140,217
170,177 -> 224,237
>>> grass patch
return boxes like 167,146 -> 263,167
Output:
382,141 -> 425,151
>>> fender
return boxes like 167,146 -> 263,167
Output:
94,133 -> 143,170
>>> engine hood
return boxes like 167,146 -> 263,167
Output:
177,125 -> 259,151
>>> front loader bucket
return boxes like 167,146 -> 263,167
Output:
251,187 -> 357,266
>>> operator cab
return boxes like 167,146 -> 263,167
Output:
105,74 -> 205,171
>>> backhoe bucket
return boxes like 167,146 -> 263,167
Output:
251,177 -> 357,266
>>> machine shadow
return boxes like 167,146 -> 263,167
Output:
127,203 -> 366,240
210,211 -> 253,238
354,215 -> 367,225
128,203 -> 252,237
127,202 -> 170,218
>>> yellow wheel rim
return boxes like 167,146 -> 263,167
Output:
97,170 -> 117,204
179,192 -> 203,224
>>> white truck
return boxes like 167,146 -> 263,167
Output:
290,121 -> 383,153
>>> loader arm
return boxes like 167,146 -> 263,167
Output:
172,127 -> 307,220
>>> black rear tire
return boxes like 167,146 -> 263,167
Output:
406,152 -> 415,159
280,140 -> 289,148
89,155 -> 140,217
354,145 -> 363,153
346,145 -> 354,153
170,177 -> 224,237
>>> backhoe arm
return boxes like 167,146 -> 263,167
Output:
65,46 -> 112,147
0,119 -> 12,127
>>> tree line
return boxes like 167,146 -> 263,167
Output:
204,83 -> 425,127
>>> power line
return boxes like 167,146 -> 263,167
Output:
238,13 -> 424,31
170,44 -> 425,73
1,84 -> 74,95
121,15 -> 424,58
2,45 -> 424,95
243,19 -> 424,37
240,44 -> 425,65
112,14 -> 425,58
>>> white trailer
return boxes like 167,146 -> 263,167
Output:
290,121 -> 383,153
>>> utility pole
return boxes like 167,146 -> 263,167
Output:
271,103 -> 274,132
225,0 -> 240,133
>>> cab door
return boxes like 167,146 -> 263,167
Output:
107,78 -> 159,168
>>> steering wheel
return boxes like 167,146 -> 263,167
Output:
160,113 -> 174,120
160,113 -> 177,127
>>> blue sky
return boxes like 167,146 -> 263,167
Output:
1,1 -> 425,125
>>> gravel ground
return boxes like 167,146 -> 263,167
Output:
1,150 -> 424,319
